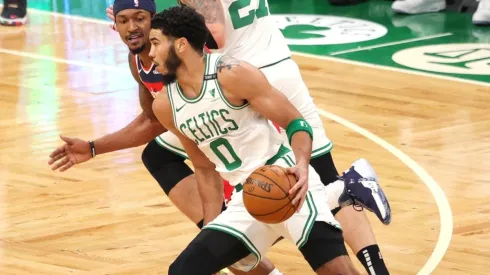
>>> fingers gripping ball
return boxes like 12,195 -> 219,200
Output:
243,165 -> 300,224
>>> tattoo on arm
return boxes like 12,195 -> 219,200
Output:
184,0 -> 225,24
217,55 -> 241,73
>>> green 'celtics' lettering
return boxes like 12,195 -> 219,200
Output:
211,110 -> 228,135
220,109 -> 239,131
179,109 -> 240,145
199,113 -> 214,138
185,118 -> 204,144
193,116 -> 211,139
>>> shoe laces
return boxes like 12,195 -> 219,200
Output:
339,174 -> 365,212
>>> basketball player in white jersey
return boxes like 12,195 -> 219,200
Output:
107,1 -> 391,273
149,6 -> 360,274
50,1 -> 387,273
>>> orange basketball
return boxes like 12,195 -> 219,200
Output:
243,165 -> 300,224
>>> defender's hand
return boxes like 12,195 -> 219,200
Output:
48,136 -> 92,172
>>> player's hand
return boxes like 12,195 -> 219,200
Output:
106,5 -> 115,22
286,163 -> 309,212
48,135 -> 92,172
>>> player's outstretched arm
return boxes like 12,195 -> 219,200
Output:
48,53 -> 166,172
217,55 -> 313,211
90,53 -> 166,154
152,91 -> 224,225
180,0 -> 226,49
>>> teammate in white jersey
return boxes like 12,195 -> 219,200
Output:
157,1 -> 392,273
149,6 -> 360,274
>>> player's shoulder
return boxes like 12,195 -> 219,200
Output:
215,54 -> 256,85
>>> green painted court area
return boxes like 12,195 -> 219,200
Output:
30,0 -> 490,85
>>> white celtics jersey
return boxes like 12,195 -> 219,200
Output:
217,0 -> 291,68
167,53 -> 283,186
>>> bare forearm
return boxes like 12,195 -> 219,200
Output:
94,113 -> 166,155
290,132 -> 313,166
195,168 -> 224,225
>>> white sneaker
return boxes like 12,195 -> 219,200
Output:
473,0 -> 490,25
392,0 -> 446,14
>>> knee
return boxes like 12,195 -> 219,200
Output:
141,140 -> 193,195
168,243 -> 207,275
168,257 -> 187,275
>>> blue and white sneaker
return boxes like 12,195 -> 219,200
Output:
339,158 -> 392,225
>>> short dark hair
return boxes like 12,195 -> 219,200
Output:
151,5 -> 208,52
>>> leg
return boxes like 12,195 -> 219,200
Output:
142,139 -> 204,224
145,137 -> 280,275
169,229 -> 251,275
311,153 -> 390,275
299,222 -> 360,275
229,259 -> 277,275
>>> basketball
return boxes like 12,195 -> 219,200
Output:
243,165 -> 300,224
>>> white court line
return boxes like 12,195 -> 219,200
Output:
316,109 -> 453,275
0,48 -> 127,72
5,3 -> 490,88
0,8 -> 455,275
293,51 -> 490,88
330,33 -> 453,56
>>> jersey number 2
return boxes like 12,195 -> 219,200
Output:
229,0 -> 270,30
210,138 -> 242,171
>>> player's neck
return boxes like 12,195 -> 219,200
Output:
176,53 -> 207,96
137,46 -> 153,68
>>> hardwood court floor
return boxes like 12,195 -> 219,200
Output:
0,10 -> 489,275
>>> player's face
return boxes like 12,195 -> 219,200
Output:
149,29 -> 182,83
115,9 -> 152,54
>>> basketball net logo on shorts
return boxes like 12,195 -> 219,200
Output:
271,14 -> 387,45
134,0 -> 139,7
393,43 -> 490,75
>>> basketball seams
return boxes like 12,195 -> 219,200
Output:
243,191 -> 287,200
243,165 -> 299,224
247,199 -> 292,217
276,166 -> 298,210
252,170 -> 290,199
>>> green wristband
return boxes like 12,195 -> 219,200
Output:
286,118 -> 313,144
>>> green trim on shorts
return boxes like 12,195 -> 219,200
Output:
310,142 -> 333,159
154,136 -> 188,159
203,223 -> 262,270
296,191 -> 318,248
265,145 -> 291,165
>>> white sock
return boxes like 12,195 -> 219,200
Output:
268,268 -> 283,275
324,179 -> 345,210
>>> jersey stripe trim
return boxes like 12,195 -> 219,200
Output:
296,191 -> 318,248
258,56 -> 291,70
203,223 -> 262,270
166,84 -> 179,132
213,54 -> 250,110
175,54 -> 210,103
154,136 -> 188,159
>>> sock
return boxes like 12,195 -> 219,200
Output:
268,268 -> 283,275
324,179 -> 345,210
356,245 -> 390,275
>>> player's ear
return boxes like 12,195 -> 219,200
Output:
175,37 -> 187,54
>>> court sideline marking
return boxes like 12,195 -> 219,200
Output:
2,4 -> 488,88
0,7 -> 454,275
330,32 -> 453,56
